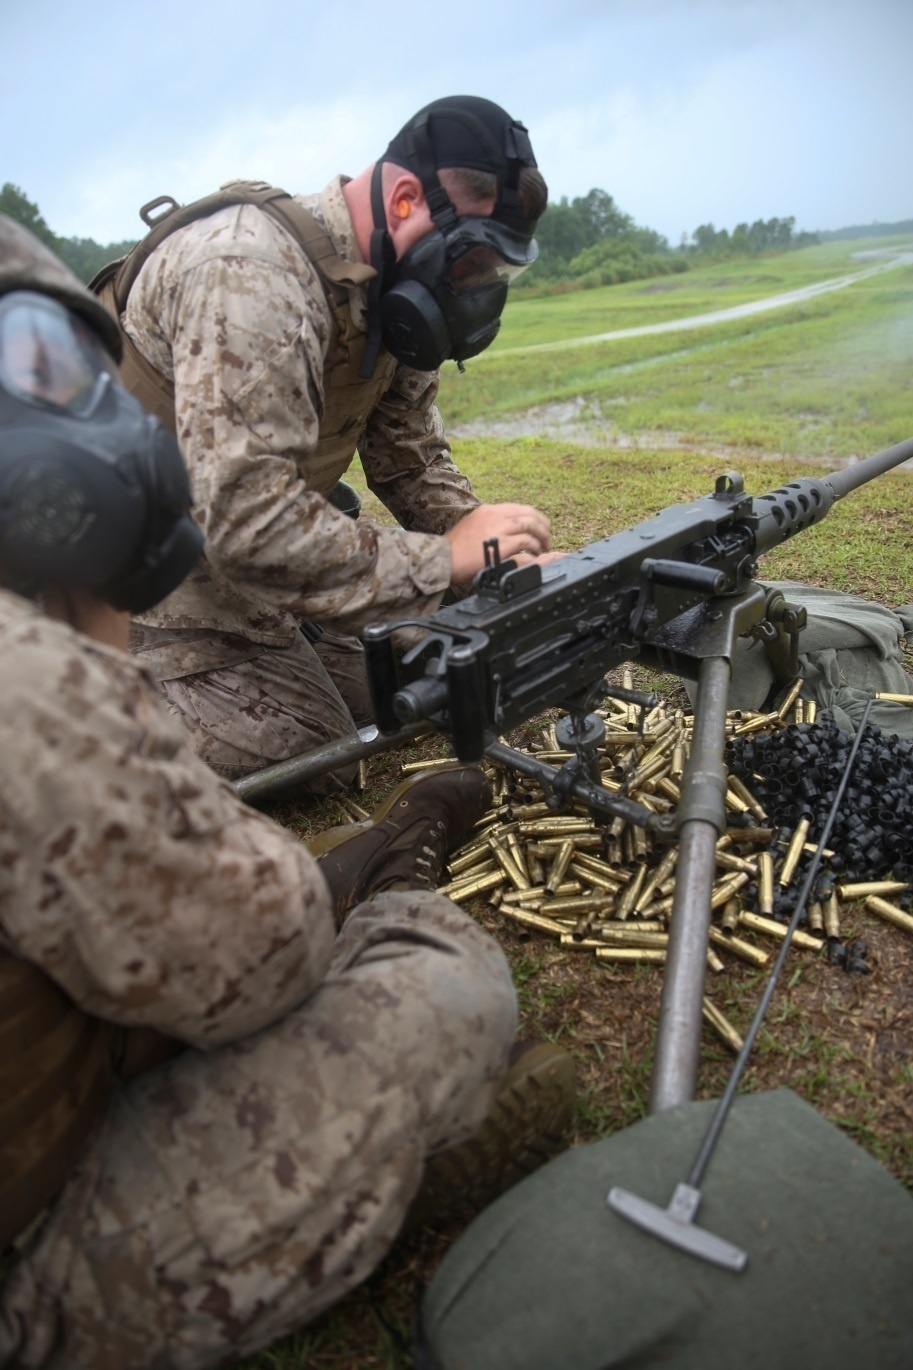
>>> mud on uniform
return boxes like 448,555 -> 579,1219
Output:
121,177 -> 480,780
0,588 -> 517,1368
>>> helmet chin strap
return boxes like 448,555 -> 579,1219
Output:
360,162 -> 397,379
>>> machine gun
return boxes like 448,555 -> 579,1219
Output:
363,437 -> 913,768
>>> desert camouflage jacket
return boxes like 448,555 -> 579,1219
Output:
0,589 -> 336,1046
123,177 -> 479,677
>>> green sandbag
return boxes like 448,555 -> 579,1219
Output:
723,582 -> 913,738
418,1089 -> 913,1370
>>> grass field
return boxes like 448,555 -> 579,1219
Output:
242,240 -> 913,1368
438,236 -> 913,459
504,236 -> 913,341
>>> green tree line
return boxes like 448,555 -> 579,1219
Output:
686,216 -> 820,256
526,187 -> 685,291
1,183 -> 137,283
521,190 -> 820,295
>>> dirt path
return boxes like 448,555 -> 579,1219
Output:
490,248 -> 913,359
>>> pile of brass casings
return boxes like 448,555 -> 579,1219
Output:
407,685 -> 911,1055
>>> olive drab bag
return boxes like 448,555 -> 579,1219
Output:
415,1089 -> 913,1370
720,583 -> 913,739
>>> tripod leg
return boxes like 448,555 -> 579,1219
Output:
650,655 -> 731,1114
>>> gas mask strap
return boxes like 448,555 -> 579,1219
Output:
406,115 -> 459,233
361,161 -> 397,379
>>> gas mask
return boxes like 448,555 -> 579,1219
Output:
380,212 -> 538,371
0,291 -> 203,612
361,96 -> 541,376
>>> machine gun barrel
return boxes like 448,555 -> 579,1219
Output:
826,435 -> 913,498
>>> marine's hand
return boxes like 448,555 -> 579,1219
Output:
445,503 -> 552,586
514,549 -> 567,569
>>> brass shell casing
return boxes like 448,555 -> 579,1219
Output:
715,850 -> 758,877
501,907 -> 567,937
541,893 -> 616,917
504,830 -> 530,883
778,818 -> 811,887
837,881 -> 911,901
615,865 -> 647,920
702,998 -> 744,1053
776,677 -> 805,722
738,910 -> 823,951
437,870 -> 505,902
595,928 -> 669,949
708,927 -> 769,967
592,919 -> 667,936
570,863 -> 622,894
709,873 -> 750,909
757,851 -> 776,916
545,839 -> 576,895
720,897 -> 742,934
595,947 -> 668,964
864,896 -> 913,936
487,835 -> 531,892
727,773 -> 768,822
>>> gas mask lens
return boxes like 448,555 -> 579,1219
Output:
447,246 -> 531,294
444,218 -> 538,295
0,292 -> 112,416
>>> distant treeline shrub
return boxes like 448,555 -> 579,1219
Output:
683,216 -> 820,258
521,192 -> 827,296
571,239 -> 690,288
524,188 -> 679,292
815,219 -> 913,241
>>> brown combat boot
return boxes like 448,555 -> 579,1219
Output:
404,1039 -> 577,1233
308,764 -> 492,924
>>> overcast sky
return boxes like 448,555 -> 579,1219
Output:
2,0 -> 911,247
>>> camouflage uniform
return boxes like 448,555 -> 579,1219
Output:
0,587 -> 517,1368
123,178 -> 481,779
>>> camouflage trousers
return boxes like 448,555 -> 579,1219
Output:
0,893 -> 517,1369
155,628 -> 374,787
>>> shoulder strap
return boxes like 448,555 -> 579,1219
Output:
88,182 -> 375,314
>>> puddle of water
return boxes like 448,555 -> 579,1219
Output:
449,401 -> 913,472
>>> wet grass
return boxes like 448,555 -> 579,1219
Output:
437,243 -> 913,460
409,443 -> 912,607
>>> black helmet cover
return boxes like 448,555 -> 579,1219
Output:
362,95 -> 540,374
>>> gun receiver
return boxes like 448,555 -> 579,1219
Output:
364,438 -> 913,763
